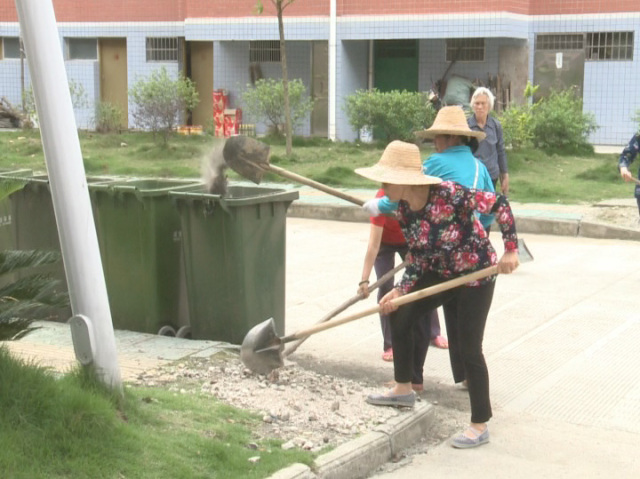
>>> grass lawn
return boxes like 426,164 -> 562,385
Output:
0,348 -> 315,479
0,129 -> 631,204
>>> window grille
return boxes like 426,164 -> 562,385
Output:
66,38 -> 97,60
586,32 -> 634,61
146,37 -> 179,62
250,41 -> 281,63
536,34 -> 584,51
445,38 -> 484,62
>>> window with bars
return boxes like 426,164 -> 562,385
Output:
146,37 -> 179,62
249,41 -> 281,63
536,34 -> 584,51
445,38 -> 484,62
536,32 -> 634,61
66,38 -> 97,60
2,37 -> 21,59
586,32 -> 634,61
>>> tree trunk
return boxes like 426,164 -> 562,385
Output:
276,1 -> 293,155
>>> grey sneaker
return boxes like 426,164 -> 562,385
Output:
451,427 -> 490,449
366,391 -> 415,408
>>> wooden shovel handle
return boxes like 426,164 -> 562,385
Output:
267,164 -> 365,206
283,260 -> 409,357
282,265 -> 499,343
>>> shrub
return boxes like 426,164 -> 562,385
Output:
95,102 -> 123,133
499,103 -> 535,149
22,80 -> 89,130
241,78 -> 314,136
530,87 -> 598,151
344,89 -> 436,142
129,67 -> 199,144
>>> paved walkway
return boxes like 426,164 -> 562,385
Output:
4,188 -> 640,479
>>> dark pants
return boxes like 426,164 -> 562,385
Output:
390,270 -> 495,423
375,243 -> 439,385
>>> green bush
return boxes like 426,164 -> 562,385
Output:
129,67 -> 199,144
499,103 -> 535,149
344,89 -> 436,142
530,87 -> 598,151
22,80 -> 89,130
95,102 -> 123,133
241,78 -> 314,136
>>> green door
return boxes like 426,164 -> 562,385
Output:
374,40 -> 419,92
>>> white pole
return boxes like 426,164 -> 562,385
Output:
14,0 -> 122,390
328,0 -> 337,141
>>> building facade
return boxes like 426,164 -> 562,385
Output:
1,0 -> 638,145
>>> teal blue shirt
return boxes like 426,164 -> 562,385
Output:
378,145 -> 495,228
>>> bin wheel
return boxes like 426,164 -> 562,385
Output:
158,325 -> 177,337
176,325 -> 192,339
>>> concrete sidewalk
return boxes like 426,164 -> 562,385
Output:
4,189 -> 640,479
250,181 -> 640,241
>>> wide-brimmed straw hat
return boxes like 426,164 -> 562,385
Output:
415,105 -> 486,141
355,141 -> 442,186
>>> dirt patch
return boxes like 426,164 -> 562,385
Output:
586,205 -> 639,230
132,351 -> 469,459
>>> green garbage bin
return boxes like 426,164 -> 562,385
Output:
171,184 -> 299,344
89,178 -> 200,335
0,173 -> 114,321
0,169 -> 33,252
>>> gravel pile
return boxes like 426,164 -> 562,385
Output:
132,352 -> 409,452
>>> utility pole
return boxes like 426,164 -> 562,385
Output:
14,0 -> 122,391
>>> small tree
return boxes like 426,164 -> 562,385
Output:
344,89 -> 436,142
254,0 -> 297,155
22,79 -> 89,129
242,78 -> 314,136
129,67 -> 199,144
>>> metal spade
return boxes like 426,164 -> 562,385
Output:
222,135 -> 365,206
240,265 -> 500,375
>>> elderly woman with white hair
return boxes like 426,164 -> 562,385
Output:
468,87 -> 509,197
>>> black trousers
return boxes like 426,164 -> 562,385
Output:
390,270 -> 496,423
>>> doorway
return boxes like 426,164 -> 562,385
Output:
99,38 -> 128,127
374,40 -> 419,92
186,41 -> 214,128
311,41 -> 328,137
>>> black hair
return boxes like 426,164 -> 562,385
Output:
466,137 -> 479,154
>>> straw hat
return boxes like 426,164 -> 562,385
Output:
355,141 -> 442,186
415,105 -> 486,141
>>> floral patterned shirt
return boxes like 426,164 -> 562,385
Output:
395,181 -> 518,293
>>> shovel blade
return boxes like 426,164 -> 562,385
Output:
240,318 -> 284,375
222,136 -> 270,184
517,238 -> 534,263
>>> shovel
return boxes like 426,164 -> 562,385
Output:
222,135 -> 365,206
283,260 -> 409,358
241,265 -> 500,375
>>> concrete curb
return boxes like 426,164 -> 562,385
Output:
288,203 -> 640,242
266,402 -> 435,479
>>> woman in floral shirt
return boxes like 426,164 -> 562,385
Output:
356,140 -> 519,449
